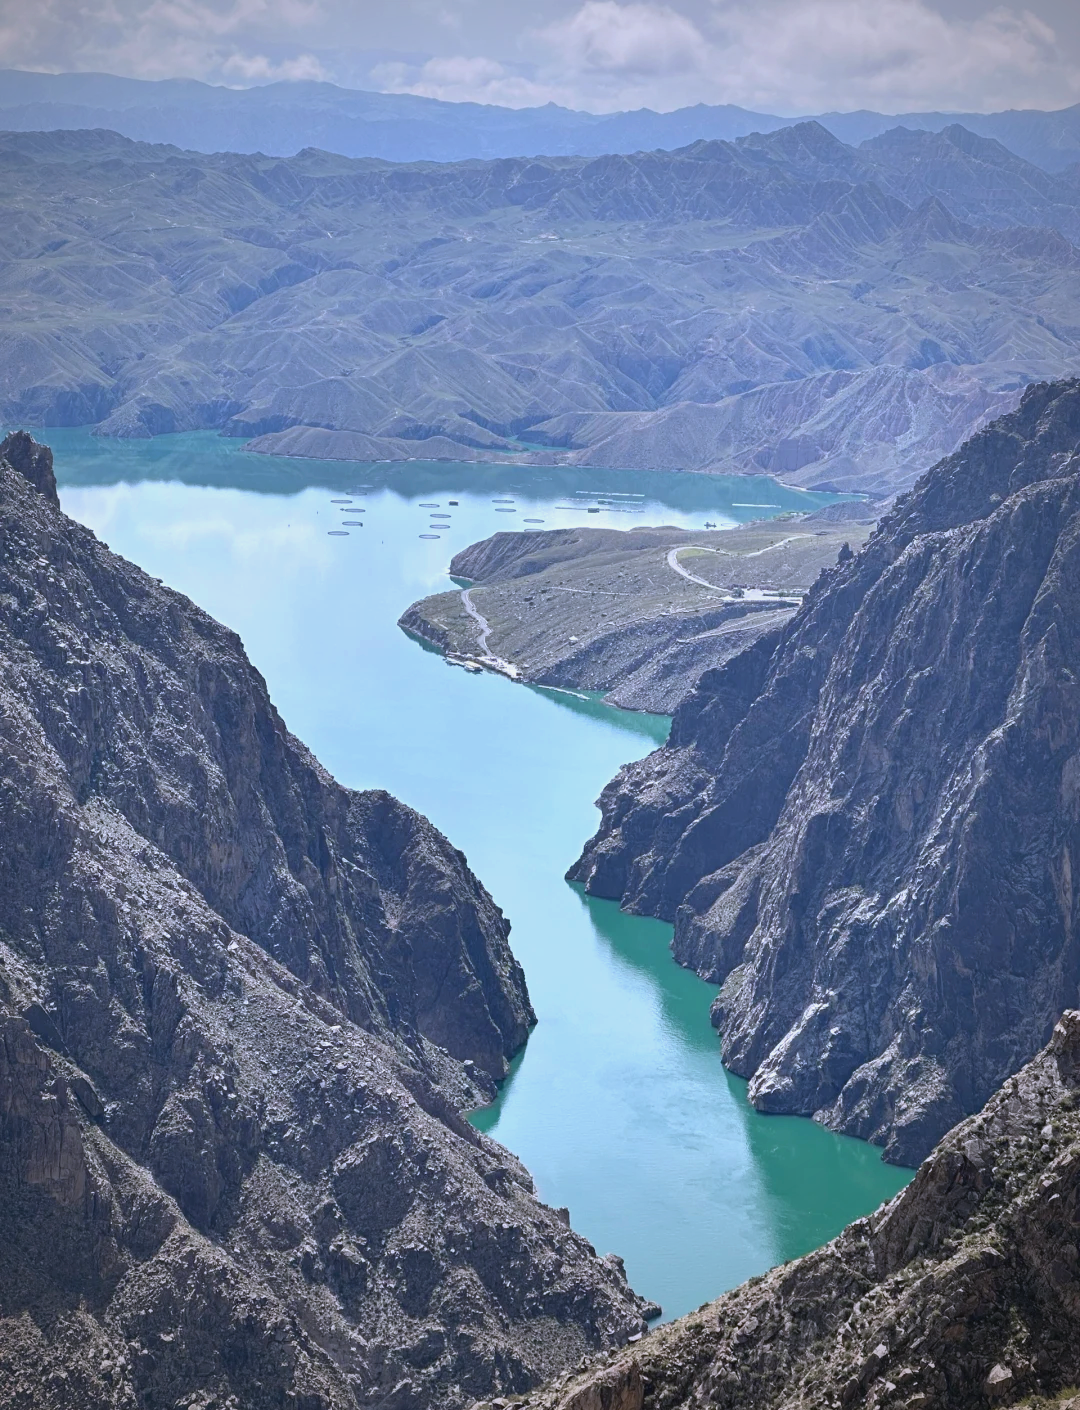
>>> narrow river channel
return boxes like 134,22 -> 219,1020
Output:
43,426 -> 911,1321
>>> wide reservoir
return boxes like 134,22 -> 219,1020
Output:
45,427 -> 911,1321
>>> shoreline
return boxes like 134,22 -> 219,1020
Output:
236,433 -> 873,496
397,515 -> 875,716
17,418 -> 872,497
53,429 -> 910,1326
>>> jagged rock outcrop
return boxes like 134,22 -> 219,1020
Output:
0,436 -> 653,1410
0,428 -> 58,504
572,379 -> 1080,1165
522,1009 -> 1080,1410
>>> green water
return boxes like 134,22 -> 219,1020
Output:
38,427 -> 911,1320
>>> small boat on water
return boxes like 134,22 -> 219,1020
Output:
327,530 -> 349,536
447,654 -> 484,673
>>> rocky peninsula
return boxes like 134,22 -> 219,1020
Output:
572,378 -> 1080,1167
401,513 -> 872,713
0,433 -> 653,1410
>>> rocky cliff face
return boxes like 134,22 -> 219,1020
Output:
524,1009 -> 1080,1410
572,380 -> 1080,1165
0,435 -> 652,1410
0,429 -> 531,1098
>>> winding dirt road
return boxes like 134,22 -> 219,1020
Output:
460,588 -> 518,676
666,537 -> 811,593
665,547 -> 727,590
461,587 -> 493,653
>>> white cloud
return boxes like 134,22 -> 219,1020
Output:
381,0 -> 1080,114
222,50 -> 327,80
544,1 -> 704,78
372,54 -> 556,106
0,0 -> 327,85
706,0 -> 1070,114
0,0 -> 1076,114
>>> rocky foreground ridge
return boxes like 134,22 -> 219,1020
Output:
0,434 -> 652,1410
524,1009 -> 1080,1410
572,379 -> 1080,1166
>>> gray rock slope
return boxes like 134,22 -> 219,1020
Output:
572,379 -> 1080,1166
0,434 -> 653,1410
526,1008 -> 1080,1410
5,125 -> 1080,492
400,518 -> 870,713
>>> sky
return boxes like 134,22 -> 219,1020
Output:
1,0 -> 1079,116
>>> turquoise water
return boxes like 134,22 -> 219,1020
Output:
39,428 -> 910,1320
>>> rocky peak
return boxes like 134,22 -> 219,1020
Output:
0,429 -> 58,506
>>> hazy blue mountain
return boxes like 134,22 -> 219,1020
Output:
817,105 -> 1080,173
0,69 -> 789,163
2,68 -> 1080,170
3,122 -> 1079,493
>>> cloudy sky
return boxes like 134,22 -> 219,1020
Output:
1,0 -> 1079,116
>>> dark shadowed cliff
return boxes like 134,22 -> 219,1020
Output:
572,379 -> 1080,1165
0,434 -> 652,1410
526,1009 -> 1080,1410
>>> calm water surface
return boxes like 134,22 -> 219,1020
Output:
40,427 -> 910,1320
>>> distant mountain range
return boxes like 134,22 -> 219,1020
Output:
3,121 -> 1080,494
2,68 -> 1080,172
